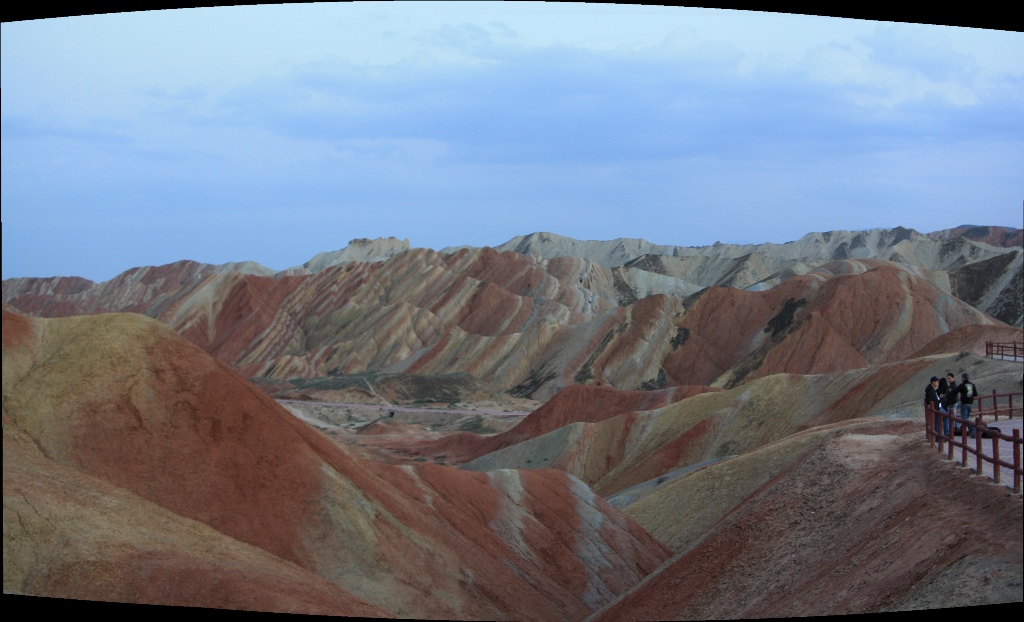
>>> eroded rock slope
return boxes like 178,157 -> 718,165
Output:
590,421 -> 1023,619
3,250 -> 1008,401
2,310 -> 670,619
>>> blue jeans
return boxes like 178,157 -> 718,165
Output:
933,406 -> 948,436
960,403 -> 974,434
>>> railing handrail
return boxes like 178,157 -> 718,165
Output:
924,392 -> 1023,494
985,340 -> 1024,361
971,389 -> 1023,422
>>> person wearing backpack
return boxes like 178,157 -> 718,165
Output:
957,372 -> 979,437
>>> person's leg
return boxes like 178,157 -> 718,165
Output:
961,403 -> 974,436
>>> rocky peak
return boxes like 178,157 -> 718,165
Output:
297,237 -> 412,273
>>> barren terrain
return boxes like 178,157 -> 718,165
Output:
4,225 -> 1022,618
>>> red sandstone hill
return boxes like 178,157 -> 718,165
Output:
930,224 -> 1024,249
6,306 -> 1022,617
2,310 -> 670,618
665,259 -> 1001,388
910,323 -> 1024,358
309,353 -> 1024,615
462,352 -> 1023,496
3,251 -> 1005,402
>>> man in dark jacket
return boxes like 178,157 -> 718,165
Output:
925,376 -> 947,437
958,372 -> 979,437
944,373 -> 960,433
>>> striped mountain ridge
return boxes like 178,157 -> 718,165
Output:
948,248 -> 1023,328
291,236 -> 412,273
378,384 -> 727,467
2,310 -> 670,618
286,323 -> 1024,616
3,226 -> 1017,309
487,225 -> 1021,267
362,327 -> 1023,499
498,352 -> 1023,498
926,224 -> 1024,248
3,228 -> 1020,618
5,309 -> 1023,616
486,226 -> 1021,325
6,224 -> 1019,297
2,249 -> 1010,400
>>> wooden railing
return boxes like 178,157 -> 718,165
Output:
973,390 -> 1021,421
925,390 -> 1023,494
985,341 -> 1024,362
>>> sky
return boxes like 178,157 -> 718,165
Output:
2,3 -> 1022,282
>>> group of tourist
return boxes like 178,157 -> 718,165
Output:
925,372 -> 979,438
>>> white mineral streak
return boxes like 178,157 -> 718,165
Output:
974,251 -> 1022,318
570,475 -> 616,609
399,464 -> 435,509
487,469 -> 538,563
873,271 -> 916,359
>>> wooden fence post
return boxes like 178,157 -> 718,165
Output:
1014,429 -> 1021,495
947,410 -> 954,460
993,431 -> 1001,485
961,420 -> 968,467
975,416 -> 983,475
924,389 -> 1023,493
925,404 -> 933,446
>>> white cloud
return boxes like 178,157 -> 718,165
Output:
2,4 -> 1022,281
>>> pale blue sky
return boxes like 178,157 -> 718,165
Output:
3,3 -> 1022,281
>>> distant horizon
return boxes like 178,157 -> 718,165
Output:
4,222 -> 1021,283
4,4 -> 1022,282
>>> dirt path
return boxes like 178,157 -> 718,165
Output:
277,399 -> 534,418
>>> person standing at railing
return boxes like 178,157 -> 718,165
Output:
937,374 -> 949,408
925,376 -> 947,436
957,372 -> 978,437
944,372 -> 960,433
